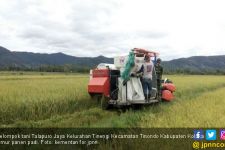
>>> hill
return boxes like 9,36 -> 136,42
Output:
0,46 -> 113,68
163,55 -> 225,74
0,46 -> 224,74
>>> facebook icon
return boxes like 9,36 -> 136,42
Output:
194,130 -> 204,140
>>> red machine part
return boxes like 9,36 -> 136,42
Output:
162,90 -> 174,101
162,83 -> 176,92
88,69 -> 110,97
92,69 -> 109,78
161,83 -> 176,101
133,48 -> 159,57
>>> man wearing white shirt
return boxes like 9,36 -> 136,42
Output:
142,55 -> 154,100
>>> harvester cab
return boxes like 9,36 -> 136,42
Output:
88,48 -> 176,109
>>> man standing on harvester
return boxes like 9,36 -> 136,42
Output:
155,58 -> 163,99
142,55 -> 154,101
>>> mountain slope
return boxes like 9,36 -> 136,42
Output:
0,46 -> 113,68
163,55 -> 225,72
0,46 -> 225,72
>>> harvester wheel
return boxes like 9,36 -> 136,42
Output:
100,95 -> 110,110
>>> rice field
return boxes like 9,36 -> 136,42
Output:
0,72 -> 225,128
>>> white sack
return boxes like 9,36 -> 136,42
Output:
117,77 -> 145,102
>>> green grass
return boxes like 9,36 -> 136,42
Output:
0,73 -> 224,128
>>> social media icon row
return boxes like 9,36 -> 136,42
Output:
194,129 -> 225,140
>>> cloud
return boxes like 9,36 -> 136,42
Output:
0,0 -> 225,60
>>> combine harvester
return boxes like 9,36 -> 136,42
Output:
88,48 -> 176,109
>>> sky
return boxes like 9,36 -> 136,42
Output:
0,0 -> 225,60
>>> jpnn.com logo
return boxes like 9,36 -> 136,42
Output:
194,130 -> 204,140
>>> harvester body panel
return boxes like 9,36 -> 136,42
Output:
88,69 -> 110,97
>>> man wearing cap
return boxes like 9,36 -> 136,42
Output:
155,58 -> 163,99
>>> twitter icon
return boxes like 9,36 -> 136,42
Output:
206,130 -> 217,140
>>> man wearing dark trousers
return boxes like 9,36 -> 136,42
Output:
142,55 -> 154,101
155,58 -> 163,100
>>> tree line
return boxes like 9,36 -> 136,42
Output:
0,64 -> 91,73
0,64 -> 224,75
163,68 -> 225,75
